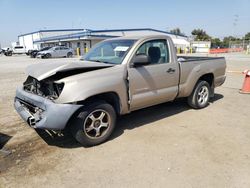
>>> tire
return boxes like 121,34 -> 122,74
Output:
7,51 -> 12,56
188,80 -> 211,109
70,101 -> 117,146
67,52 -> 73,58
45,53 -> 51,58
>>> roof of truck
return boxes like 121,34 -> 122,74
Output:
105,35 -> 171,40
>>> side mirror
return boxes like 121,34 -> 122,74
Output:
132,54 -> 150,67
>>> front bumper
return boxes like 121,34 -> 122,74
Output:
14,87 -> 82,130
36,53 -> 45,58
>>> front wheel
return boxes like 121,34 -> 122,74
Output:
67,52 -> 73,58
188,80 -> 211,109
45,53 -> 51,58
70,101 -> 117,146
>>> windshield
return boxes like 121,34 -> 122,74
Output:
41,47 -> 51,51
82,39 -> 136,64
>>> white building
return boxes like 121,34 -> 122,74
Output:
18,29 -> 86,51
191,41 -> 211,53
18,28 -> 189,55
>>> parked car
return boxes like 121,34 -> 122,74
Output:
26,49 -> 34,56
14,35 -> 226,146
1,48 -> 13,56
12,46 -> 26,54
36,46 -> 73,58
30,47 -> 52,58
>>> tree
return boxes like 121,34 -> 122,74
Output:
191,29 -> 211,41
222,36 -> 238,48
244,32 -> 250,40
211,38 -> 222,48
170,28 -> 183,35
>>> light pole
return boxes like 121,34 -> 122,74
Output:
230,14 -> 239,51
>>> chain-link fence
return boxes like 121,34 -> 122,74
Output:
229,40 -> 250,50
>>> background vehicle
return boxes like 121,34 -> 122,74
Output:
36,46 -> 74,58
14,35 -> 226,146
26,49 -> 34,56
12,46 -> 26,54
1,48 -> 13,56
30,47 -> 51,58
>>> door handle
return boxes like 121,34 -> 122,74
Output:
166,68 -> 176,73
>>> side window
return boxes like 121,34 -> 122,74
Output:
136,40 -> 169,64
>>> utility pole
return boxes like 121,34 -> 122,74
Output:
229,14 -> 239,52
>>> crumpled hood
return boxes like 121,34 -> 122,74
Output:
26,61 -> 114,81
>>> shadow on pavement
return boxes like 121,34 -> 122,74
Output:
210,93 -> 224,103
0,133 -> 12,149
35,94 -> 224,148
110,98 -> 189,140
111,93 -> 224,141
35,129 -> 81,148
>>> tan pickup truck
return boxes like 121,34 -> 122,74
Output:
14,35 -> 226,146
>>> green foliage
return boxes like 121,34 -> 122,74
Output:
170,28 -> 183,35
244,32 -> 250,40
211,38 -> 221,48
191,29 -> 211,41
190,28 -> 250,48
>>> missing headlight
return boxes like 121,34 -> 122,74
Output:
54,83 -> 64,97
23,76 -> 64,100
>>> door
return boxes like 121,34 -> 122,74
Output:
53,47 -> 60,57
128,39 -> 179,111
59,46 -> 68,57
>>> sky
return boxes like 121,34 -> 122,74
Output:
0,0 -> 250,46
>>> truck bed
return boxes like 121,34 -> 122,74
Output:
177,56 -> 225,62
176,55 -> 226,98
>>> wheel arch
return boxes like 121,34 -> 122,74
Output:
76,92 -> 122,115
198,73 -> 214,87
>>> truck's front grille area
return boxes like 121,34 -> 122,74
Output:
18,99 -> 39,114
17,98 -> 44,126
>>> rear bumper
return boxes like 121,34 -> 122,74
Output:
14,87 -> 82,130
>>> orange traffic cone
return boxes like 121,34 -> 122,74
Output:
239,70 -> 250,94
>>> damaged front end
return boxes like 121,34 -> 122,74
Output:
23,76 -> 64,100
14,61 -> 114,130
14,76 -> 82,130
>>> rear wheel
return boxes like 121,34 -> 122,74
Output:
70,101 -> 116,146
188,80 -> 211,109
